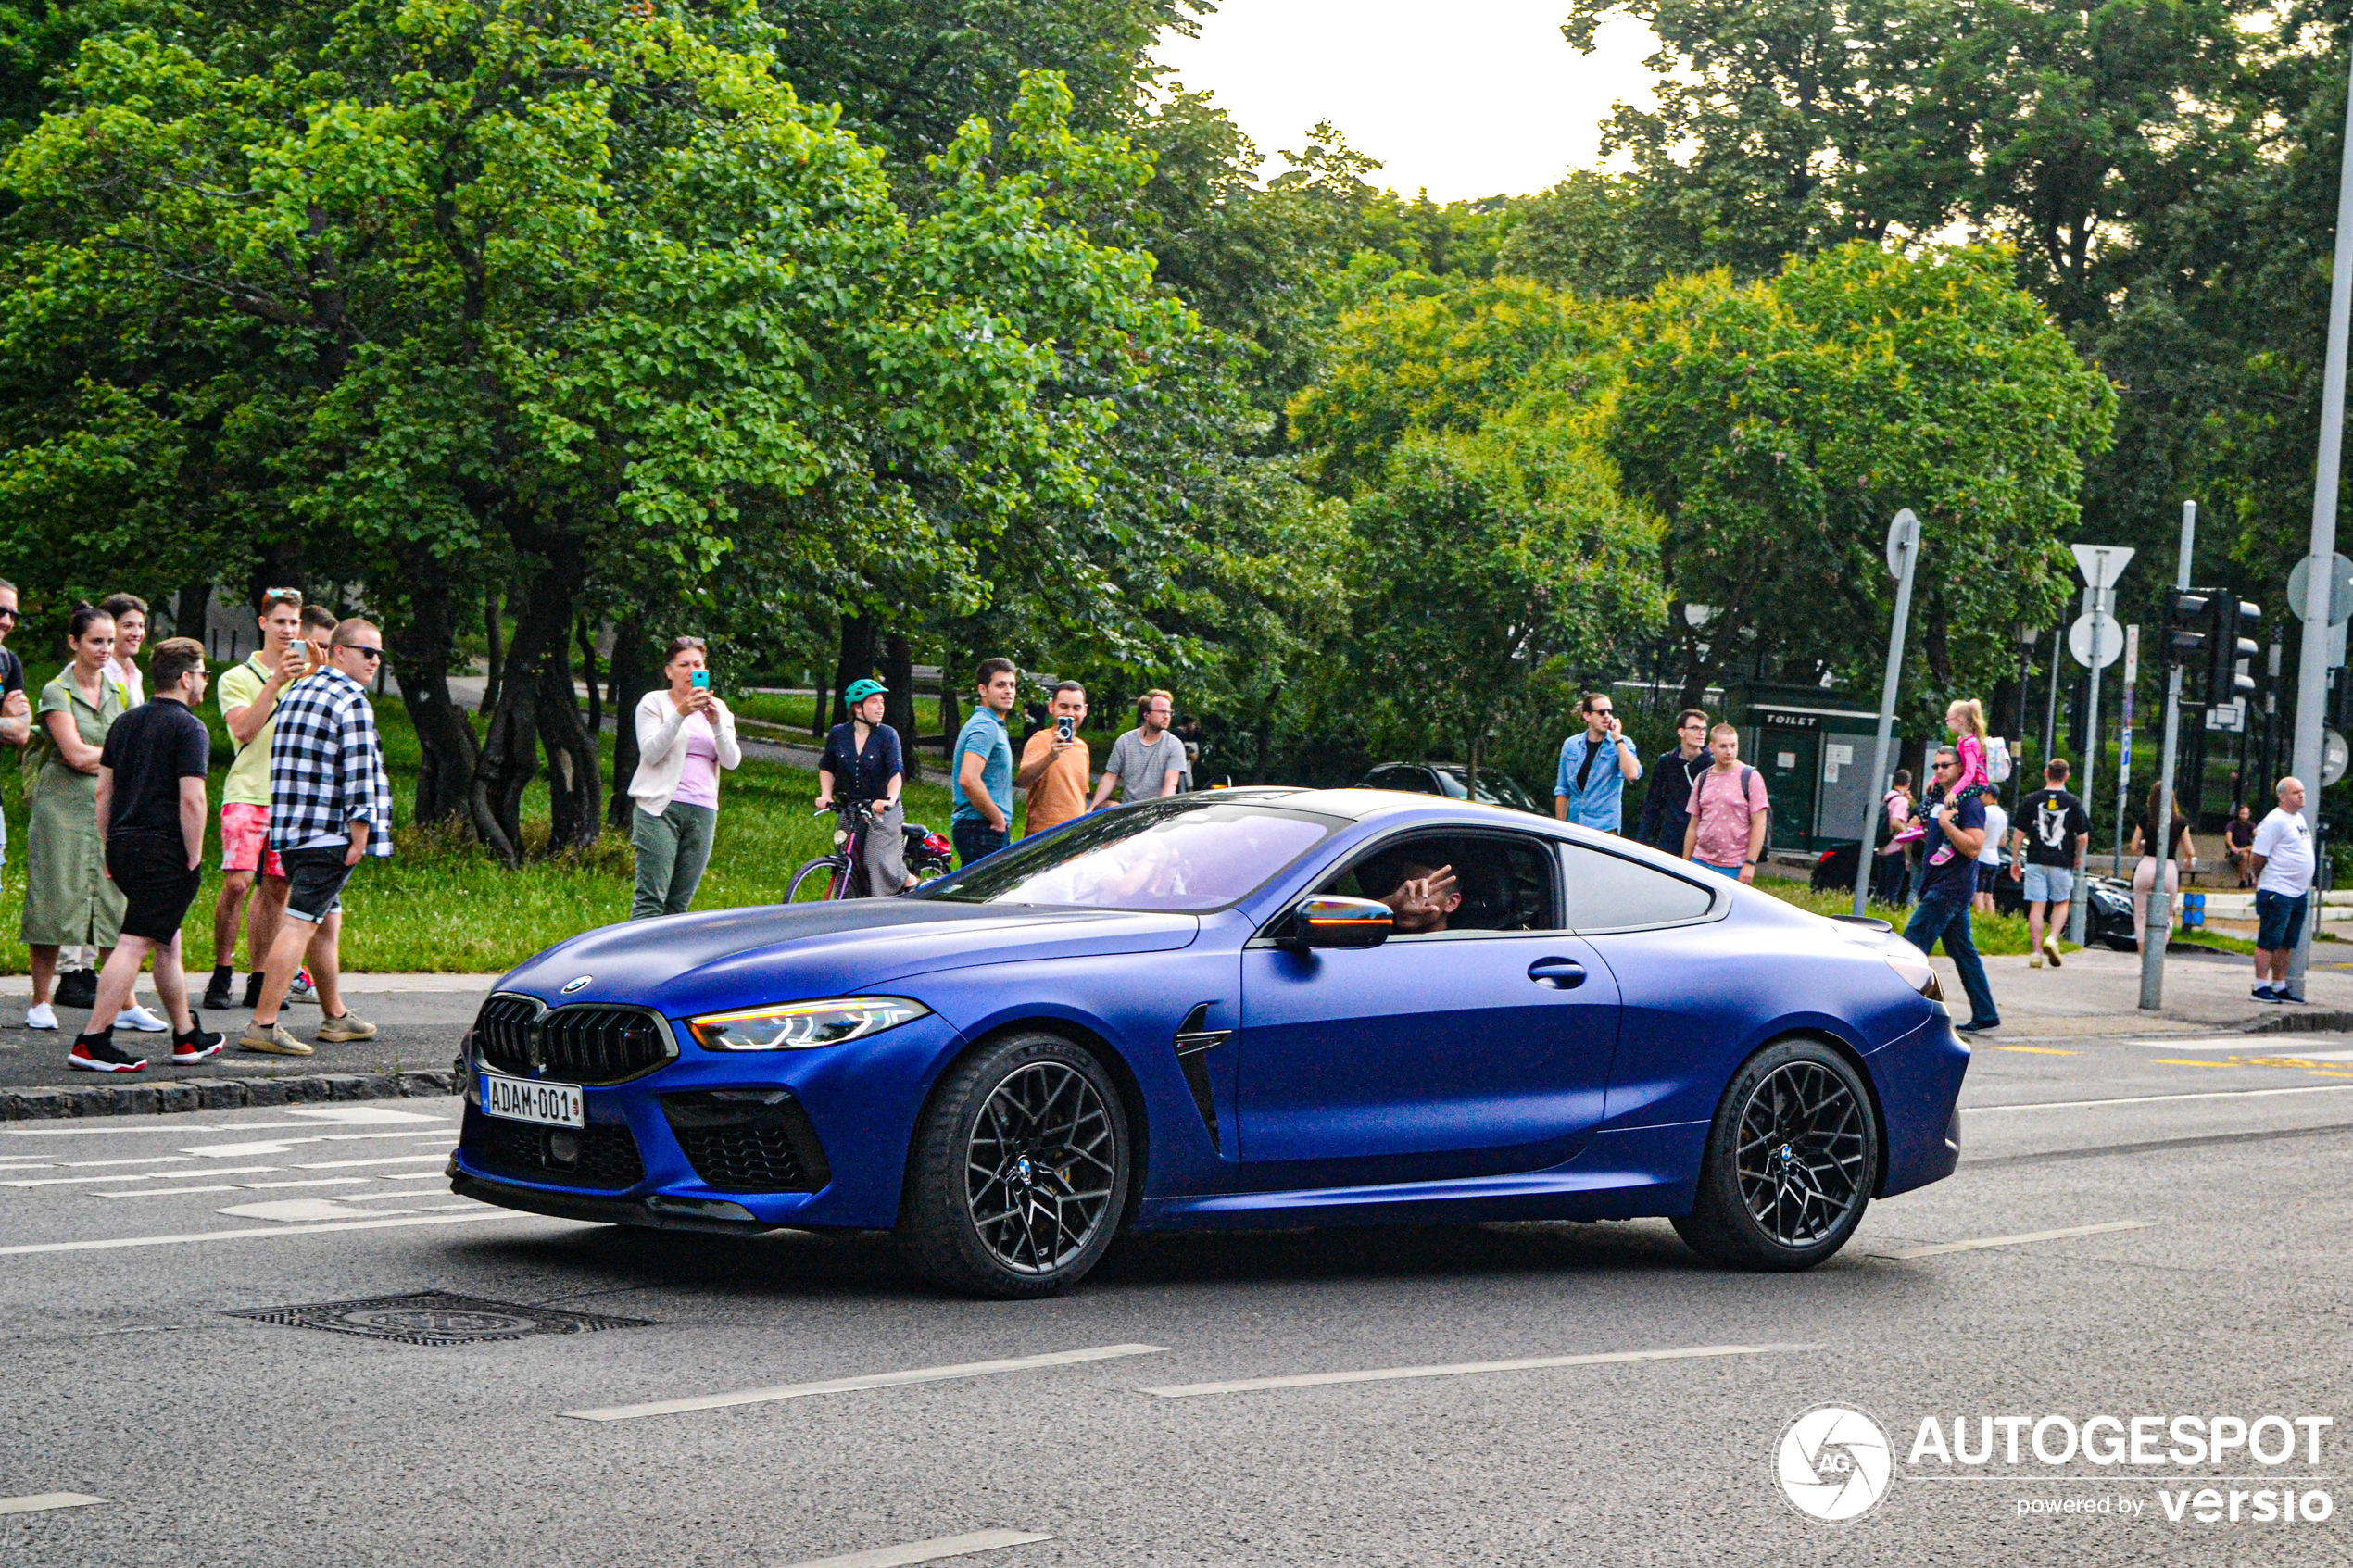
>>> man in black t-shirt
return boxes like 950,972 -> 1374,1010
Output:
2007,758 -> 2091,970
70,639 -> 223,1073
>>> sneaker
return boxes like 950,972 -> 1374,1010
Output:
238,1022 -> 314,1057
1956,1018 -> 2002,1034
118,1004 -> 170,1034
2278,989 -> 2309,1005
54,969 -> 98,1009
172,1015 -> 225,1063
242,972 -> 264,1010
2042,937 -> 2062,969
2029,951 -> 2045,969
287,970 -> 319,1006
23,1002 -> 57,1031
69,1035 -> 147,1073
2253,985 -> 2281,1003
315,1010 -> 377,1043
202,970 -> 236,1011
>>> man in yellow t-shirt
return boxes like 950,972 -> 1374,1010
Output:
1015,680 -> 1091,839
202,590 -> 312,1011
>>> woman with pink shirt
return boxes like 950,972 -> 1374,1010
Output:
627,636 -> 741,919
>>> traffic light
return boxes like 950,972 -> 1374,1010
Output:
2206,593 -> 2259,707
2162,587 -> 2212,667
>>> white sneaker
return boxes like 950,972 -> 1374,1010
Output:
24,1002 -> 57,1031
287,972 -> 318,1006
118,1004 -> 170,1033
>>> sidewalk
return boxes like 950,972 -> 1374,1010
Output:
1923,943 -> 2353,1035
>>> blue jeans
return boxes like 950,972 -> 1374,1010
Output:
951,820 -> 1007,870
1905,886 -> 1998,1027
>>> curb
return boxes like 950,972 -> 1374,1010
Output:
2239,1010 -> 2353,1035
0,1069 -> 459,1122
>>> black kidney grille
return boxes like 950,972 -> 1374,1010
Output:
462,1106 -> 646,1190
472,997 -> 670,1085
661,1091 -> 833,1194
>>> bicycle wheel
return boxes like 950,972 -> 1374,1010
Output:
786,856 -> 846,903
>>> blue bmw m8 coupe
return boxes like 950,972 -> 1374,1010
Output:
451,787 -> 1968,1297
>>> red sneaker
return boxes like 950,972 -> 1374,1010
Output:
69,1036 -> 149,1073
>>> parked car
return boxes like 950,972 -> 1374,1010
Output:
455,788 -> 1968,1297
1360,762 -> 1545,815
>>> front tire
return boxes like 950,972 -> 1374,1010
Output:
898,1032 -> 1130,1298
786,857 -> 844,903
1673,1037 -> 1878,1272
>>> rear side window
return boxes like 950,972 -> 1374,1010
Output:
1559,843 -> 1716,931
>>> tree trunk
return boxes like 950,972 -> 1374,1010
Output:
538,618 -> 600,854
576,617 -> 602,752
881,631 -> 919,780
1467,731 -> 1482,797
1250,684 -> 1281,784
831,611 -> 876,730
472,571 -> 572,864
173,581 -> 209,646
480,590 -> 503,716
607,616 -> 649,831
387,554 -> 480,828
937,654 -> 962,757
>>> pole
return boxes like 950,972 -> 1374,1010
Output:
2114,624 -> 2138,875
2015,630 -> 2034,813
2289,61 -> 2353,991
1856,510 -> 1921,917
2043,627 -> 2062,769
2142,502 -> 2196,1011
2068,584 -> 2106,945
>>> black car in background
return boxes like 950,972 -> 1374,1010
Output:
1808,844 -> 2140,948
1359,762 -> 1547,816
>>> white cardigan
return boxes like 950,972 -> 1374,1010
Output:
629,688 -> 742,815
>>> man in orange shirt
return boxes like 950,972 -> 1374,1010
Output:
1017,680 -> 1091,838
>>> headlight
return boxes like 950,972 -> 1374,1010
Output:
687,997 -> 930,1051
1883,947 -> 1946,1007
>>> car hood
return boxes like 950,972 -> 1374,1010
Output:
496,899 -> 1202,1017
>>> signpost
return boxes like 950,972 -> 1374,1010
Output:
2067,545 -> 2134,945
1854,509 -> 1921,918
2115,625 -> 2138,876
2141,505 -> 2196,1012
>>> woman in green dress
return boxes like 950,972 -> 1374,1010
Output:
21,605 -> 136,1032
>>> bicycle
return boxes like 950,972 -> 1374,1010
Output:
786,797 -> 955,902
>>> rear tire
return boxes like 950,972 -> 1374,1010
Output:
1672,1037 -> 1878,1272
897,1031 -> 1130,1298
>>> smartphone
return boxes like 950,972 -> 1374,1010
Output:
691,670 -> 710,691
1056,714 -> 1075,744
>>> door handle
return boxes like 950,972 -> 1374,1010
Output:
1527,958 -> 1586,989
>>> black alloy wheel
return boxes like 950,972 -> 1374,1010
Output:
898,1031 -> 1130,1298
1673,1038 -> 1879,1271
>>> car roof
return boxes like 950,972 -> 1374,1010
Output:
1233,785 -> 1532,822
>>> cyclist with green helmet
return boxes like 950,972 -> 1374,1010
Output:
816,676 -> 914,895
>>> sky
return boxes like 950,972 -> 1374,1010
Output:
1151,1 -> 1661,201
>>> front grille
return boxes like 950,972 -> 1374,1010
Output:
462,1106 -> 646,1190
661,1091 -> 833,1194
472,996 -> 672,1085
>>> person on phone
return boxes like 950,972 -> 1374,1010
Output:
69,639 -> 223,1072
816,677 -> 913,895
241,620 -> 394,1054
627,635 -> 740,920
1017,680 -> 1091,838
1553,692 -> 1642,832
208,589 -> 309,1011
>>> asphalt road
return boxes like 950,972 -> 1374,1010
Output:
2,1029 -> 2349,1566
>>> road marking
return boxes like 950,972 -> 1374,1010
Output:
1991,1046 -> 2077,1055
565,1344 -> 1170,1422
780,1529 -> 1053,1568
2148,1058 -> 2236,1068
292,1154 -> 450,1170
1971,1123 -> 2353,1167
0,1210 -> 547,1256
62,1156 -> 193,1168
236,1177 -> 372,1189
0,1492 -> 105,1516
216,1198 -> 408,1222
285,1107 -> 443,1123
1964,1083 -> 2353,1113
93,1185 -> 240,1198
1137,1342 -> 1814,1399
5,1166 -> 279,1187
335,1189 -> 436,1203
4,1120 -> 424,1136
380,1171 -> 448,1181
184,1140 -> 312,1157
1870,1220 -> 2154,1261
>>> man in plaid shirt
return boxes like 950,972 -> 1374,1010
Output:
240,618 -> 396,1056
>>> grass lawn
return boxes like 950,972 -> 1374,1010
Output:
1755,879 -> 2076,957
0,664 -> 959,974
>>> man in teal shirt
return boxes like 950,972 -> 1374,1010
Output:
951,657 -> 1019,867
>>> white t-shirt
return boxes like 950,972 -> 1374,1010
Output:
2252,807 -> 2317,897
1977,803 -> 2008,865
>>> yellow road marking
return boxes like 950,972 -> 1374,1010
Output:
2149,1059 -> 2237,1068
1993,1046 -> 2078,1056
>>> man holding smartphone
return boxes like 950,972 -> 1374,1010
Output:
1554,692 -> 1642,832
1016,680 -> 1090,839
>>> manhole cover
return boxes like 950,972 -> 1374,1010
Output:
224,1290 -> 649,1346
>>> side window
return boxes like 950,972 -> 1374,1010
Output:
1559,843 -> 1717,931
1320,833 -> 1561,934
1365,766 -> 1419,793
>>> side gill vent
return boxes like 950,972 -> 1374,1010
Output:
1173,1002 -> 1231,1153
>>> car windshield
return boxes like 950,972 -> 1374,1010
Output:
1436,768 -> 1539,813
926,798 -> 1340,912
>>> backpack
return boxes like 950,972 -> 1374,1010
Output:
1984,734 -> 2013,784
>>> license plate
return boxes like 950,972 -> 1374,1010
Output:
479,1071 -> 584,1129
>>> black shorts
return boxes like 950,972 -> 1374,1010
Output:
281,846 -> 358,925
106,834 -> 201,944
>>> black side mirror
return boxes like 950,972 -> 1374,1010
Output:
1291,896 -> 1392,949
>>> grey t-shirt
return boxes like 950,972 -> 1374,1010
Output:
1103,727 -> 1189,800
